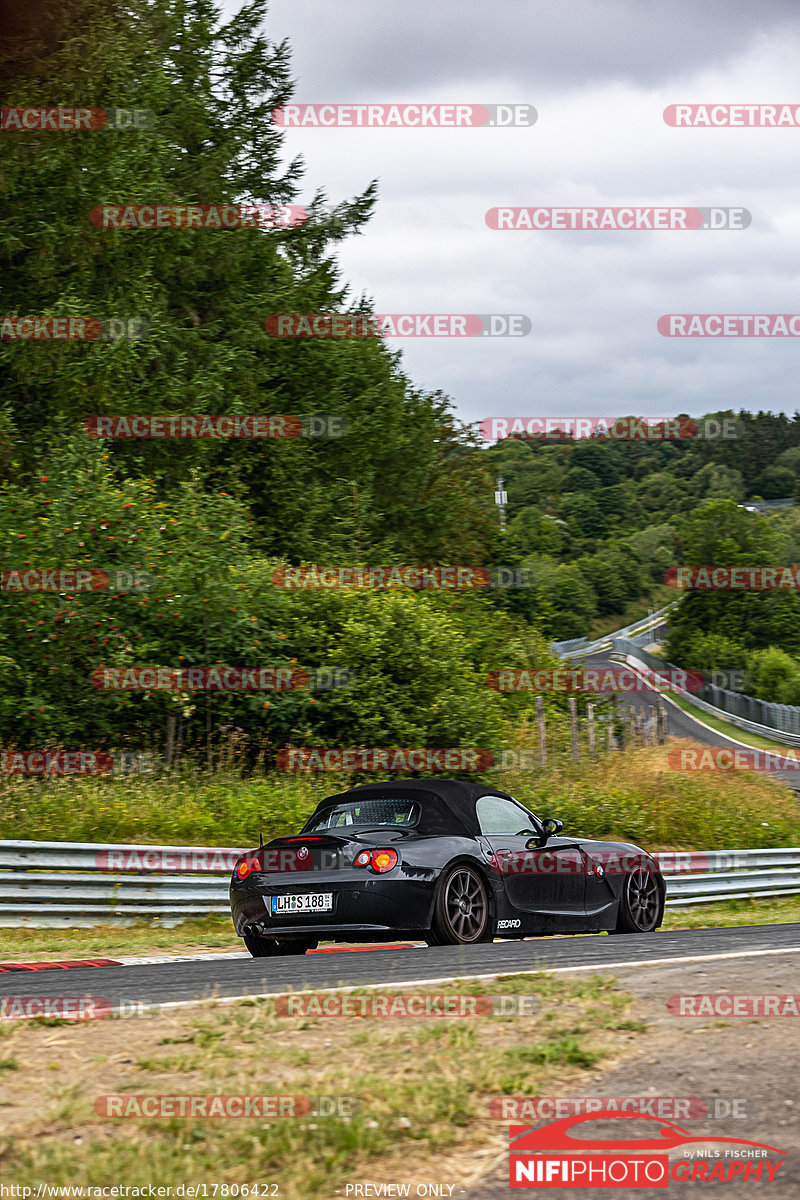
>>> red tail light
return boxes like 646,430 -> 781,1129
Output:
236,854 -> 262,880
353,848 -> 398,873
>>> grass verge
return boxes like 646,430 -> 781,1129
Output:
669,693 -> 800,753
662,893 -> 800,930
2,742 -> 798,851
588,590 -> 675,640
0,916 -> 240,962
519,740 -> 800,850
0,973 -> 643,1196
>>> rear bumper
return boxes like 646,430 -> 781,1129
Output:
230,871 -> 435,939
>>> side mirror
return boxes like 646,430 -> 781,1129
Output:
525,819 -> 563,849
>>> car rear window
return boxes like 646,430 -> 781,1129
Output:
305,797 -> 421,831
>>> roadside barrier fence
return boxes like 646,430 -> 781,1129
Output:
0,839 -> 797,925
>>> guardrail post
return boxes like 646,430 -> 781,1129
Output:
587,702 -> 596,759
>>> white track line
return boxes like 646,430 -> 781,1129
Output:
113,944 -> 423,967
131,943 -> 800,1016
114,952 -> 249,966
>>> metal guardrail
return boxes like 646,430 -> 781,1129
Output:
0,840 -> 245,927
664,870 -> 800,905
550,636 -> 589,656
699,682 -> 800,740
0,840 -> 244,872
653,848 -> 800,906
552,602 -> 678,660
611,639 -> 672,674
743,498 -> 795,511
0,840 -> 798,925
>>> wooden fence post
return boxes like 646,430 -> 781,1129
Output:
568,696 -> 579,763
536,695 -> 547,767
657,699 -> 668,744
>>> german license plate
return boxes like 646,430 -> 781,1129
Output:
270,892 -> 333,915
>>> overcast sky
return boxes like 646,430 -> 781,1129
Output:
222,0 -> 800,434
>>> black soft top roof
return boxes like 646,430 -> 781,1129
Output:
305,777 -> 527,837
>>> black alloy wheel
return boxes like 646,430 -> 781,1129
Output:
614,868 -> 663,933
427,864 -> 492,945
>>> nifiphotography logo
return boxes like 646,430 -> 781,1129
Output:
508,1111 -> 785,1188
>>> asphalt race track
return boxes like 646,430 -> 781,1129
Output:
583,647 -> 730,746
1,924 -> 799,1012
584,647 -> 800,791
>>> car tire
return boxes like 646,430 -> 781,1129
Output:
423,928 -> 446,947
243,933 -> 318,957
427,864 -> 493,945
612,869 -> 663,933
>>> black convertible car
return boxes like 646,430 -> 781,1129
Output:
230,778 -> 665,956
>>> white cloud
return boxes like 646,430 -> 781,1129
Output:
221,0 -> 800,427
